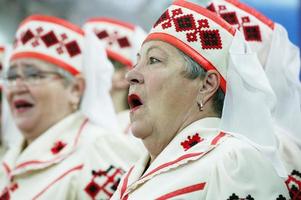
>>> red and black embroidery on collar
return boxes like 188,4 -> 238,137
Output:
0,187 -> 10,200
84,165 -> 125,199
181,133 -> 204,151
50,141 -> 67,154
153,7 -> 223,50
227,193 -> 254,200
285,170 -> 301,199
227,193 -> 287,200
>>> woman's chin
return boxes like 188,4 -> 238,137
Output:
131,121 -> 152,140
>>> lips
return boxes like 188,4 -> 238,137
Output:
13,99 -> 34,113
128,94 -> 143,112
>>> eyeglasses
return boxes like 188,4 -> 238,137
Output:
3,68 -> 62,88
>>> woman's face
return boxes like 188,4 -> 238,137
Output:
5,58 -> 75,142
126,40 -> 201,152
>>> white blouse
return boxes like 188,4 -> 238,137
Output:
0,112 -> 140,199
111,118 -> 289,199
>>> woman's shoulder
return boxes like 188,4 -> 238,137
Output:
199,135 -> 289,199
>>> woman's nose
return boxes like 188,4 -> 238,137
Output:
125,69 -> 144,85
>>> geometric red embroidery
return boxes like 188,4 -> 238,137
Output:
94,29 -> 131,49
180,133 -> 204,151
21,30 -> 34,45
17,28 -> 82,57
117,37 -> 131,48
206,3 -> 262,43
65,41 -> 81,57
0,187 -> 10,200
243,25 -> 262,42
84,165 -> 125,199
96,30 -> 109,39
199,30 -> 222,49
153,10 -> 171,28
174,14 -> 196,32
285,170 -> 301,199
41,31 -> 59,47
153,8 -> 223,50
51,141 -> 67,154
242,16 -> 250,23
220,12 -> 239,25
227,193 -> 254,200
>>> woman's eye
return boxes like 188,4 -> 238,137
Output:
27,72 -> 44,79
149,57 -> 161,64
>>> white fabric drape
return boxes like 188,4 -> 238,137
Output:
80,30 -> 120,133
220,31 -> 287,177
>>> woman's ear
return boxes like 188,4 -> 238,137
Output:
68,75 -> 85,109
197,70 -> 220,106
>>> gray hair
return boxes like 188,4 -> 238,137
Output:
179,51 -> 225,117
55,67 -> 75,86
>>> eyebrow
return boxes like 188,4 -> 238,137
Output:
146,46 -> 167,56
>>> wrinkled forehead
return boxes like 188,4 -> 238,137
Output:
9,57 -> 57,72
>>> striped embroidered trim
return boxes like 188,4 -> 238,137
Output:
141,152 -> 203,180
2,162 -> 11,175
120,166 -> 134,200
32,164 -> 84,200
14,118 -> 89,170
155,182 -> 206,200
211,131 -> 226,145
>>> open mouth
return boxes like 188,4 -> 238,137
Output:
128,94 -> 143,111
13,100 -> 34,113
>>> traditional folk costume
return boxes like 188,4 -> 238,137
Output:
206,0 -> 301,197
111,1 -> 290,199
0,15 -> 140,200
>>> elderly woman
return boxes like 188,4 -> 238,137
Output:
0,15 -> 139,199
111,1 -> 289,199
206,0 -> 301,197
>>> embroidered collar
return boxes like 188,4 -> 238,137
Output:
2,111 -> 88,176
122,118 -> 227,196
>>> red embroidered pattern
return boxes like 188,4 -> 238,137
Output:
94,29 -> 131,48
285,170 -> 301,199
206,3 -> 262,42
180,133 -> 204,151
153,8 -> 223,50
17,27 -> 81,57
0,188 -> 10,200
50,141 -> 67,154
84,165 -> 125,199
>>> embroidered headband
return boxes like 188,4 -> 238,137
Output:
84,17 -> 147,69
11,15 -> 84,75
144,0 -> 236,92
206,0 -> 274,67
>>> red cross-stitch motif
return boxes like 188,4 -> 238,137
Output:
285,170 -> 301,199
206,3 -> 262,42
153,8 -> 223,50
0,187 -> 10,200
84,165 -> 125,199
180,133 -> 204,151
18,27 -> 81,57
51,141 -> 67,154
94,29 -> 131,49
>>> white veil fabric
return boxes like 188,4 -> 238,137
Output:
80,29 -> 120,133
220,31 -> 287,177
264,23 -> 301,147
